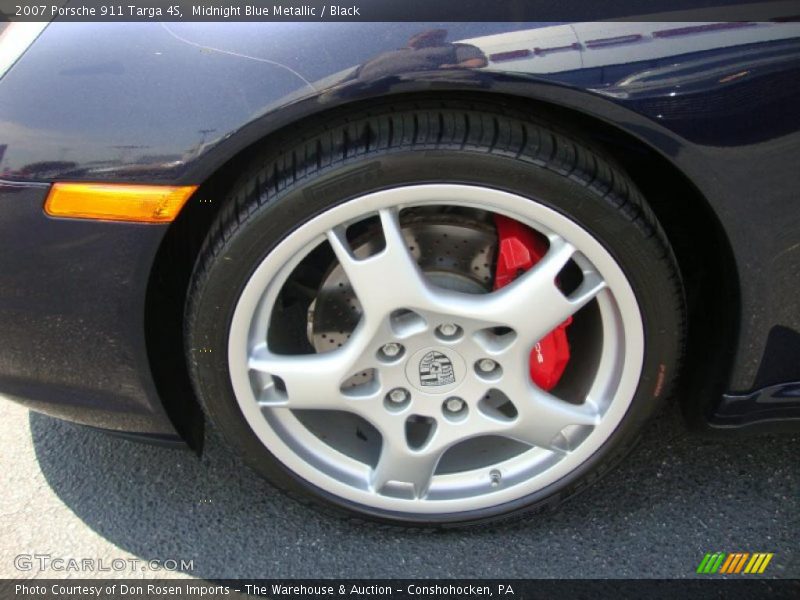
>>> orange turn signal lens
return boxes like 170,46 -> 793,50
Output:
44,183 -> 198,223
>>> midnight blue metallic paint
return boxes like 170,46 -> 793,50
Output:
0,180 -> 174,434
0,19 -> 799,439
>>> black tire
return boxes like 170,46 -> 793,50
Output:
186,99 -> 686,527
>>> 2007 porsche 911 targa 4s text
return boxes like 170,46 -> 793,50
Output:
1,7 -> 799,526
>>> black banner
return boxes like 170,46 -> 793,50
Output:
1,0 -> 799,23
2,579 -> 800,600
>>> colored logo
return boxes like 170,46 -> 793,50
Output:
696,552 -> 773,574
418,351 -> 455,387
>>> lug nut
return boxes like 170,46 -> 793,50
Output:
381,342 -> 403,357
437,323 -> 459,337
477,358 -> 497,373
387,388 -> 410,405
444,397 -> 465,413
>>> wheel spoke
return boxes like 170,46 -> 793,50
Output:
326,208 -> 432,319
249,344 -> 357,410
371,427 -> 442,498
498,378 -> 599,451
492,236 -> 606,341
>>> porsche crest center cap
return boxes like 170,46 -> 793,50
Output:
405,347 -> 466,394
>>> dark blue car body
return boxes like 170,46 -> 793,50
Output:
1,16 -> 799,446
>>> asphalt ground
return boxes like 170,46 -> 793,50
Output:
0,398 -> 797,580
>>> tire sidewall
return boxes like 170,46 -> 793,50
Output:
188,149 -> 682,526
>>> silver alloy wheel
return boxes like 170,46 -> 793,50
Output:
228,184 -> 644,514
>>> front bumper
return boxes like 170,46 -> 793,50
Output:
0,180 -> 180,439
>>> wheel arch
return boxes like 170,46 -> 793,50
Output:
144,88 -> 739,449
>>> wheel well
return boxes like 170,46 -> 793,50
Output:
579,112 -> 741,427
144,92 -> 739,449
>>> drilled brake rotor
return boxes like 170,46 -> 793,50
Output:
308,215 -> 497,359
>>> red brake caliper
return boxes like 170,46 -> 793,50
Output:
493,215 -> 572,391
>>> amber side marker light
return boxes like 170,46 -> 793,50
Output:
44,183 -> 198,223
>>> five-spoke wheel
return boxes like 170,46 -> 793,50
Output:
187,103 -> 684,525
228,185 -> 642,511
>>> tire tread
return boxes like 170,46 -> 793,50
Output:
186,99 -> 686,529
